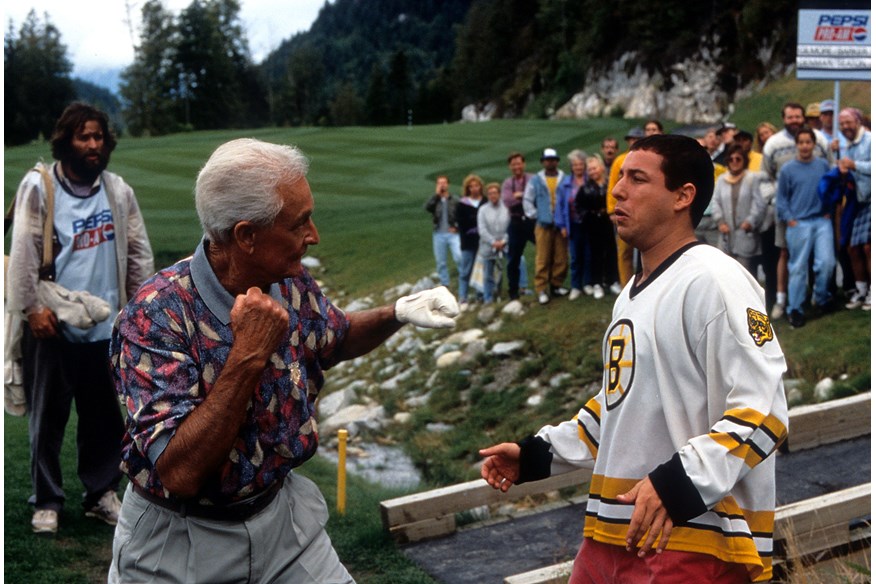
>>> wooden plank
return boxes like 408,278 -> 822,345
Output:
785,392 -> 870,452
388,514 -> 456,544
774,483 -> 871,556
503,561 -> 573,584
380,468 -> 592,533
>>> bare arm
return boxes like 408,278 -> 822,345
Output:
156,287 -> 289,498
332,305 -> 404,364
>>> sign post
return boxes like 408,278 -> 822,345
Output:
797,0 -> 871,137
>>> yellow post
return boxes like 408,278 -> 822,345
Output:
337,429 -> 348,515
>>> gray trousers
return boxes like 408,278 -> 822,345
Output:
21,326 -> 124,511
108,472 -> 355,584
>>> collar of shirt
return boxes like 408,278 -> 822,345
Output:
54,162 -> 102,197
190,238 -> 283,326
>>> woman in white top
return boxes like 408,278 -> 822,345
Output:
477,182 -> 511,303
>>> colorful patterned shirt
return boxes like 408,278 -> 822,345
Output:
111,240 -> 349,505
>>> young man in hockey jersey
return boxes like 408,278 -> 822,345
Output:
481,134 -> 788,583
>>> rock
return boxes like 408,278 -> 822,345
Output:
550,373 -> 572,388
445,329 -> 485,345
486,320 -> 503,332
526,394 -> 544,407
490,340 -> 525,356
476,305 -> 497,323
318,441 -> 421,488
501,300 -> 525,316
426,422 -> 454,433
461,102 -> 496,122
412,276 -> 438,294
301,256 -> 322,269
343,298 -> 373,312
460,340 -> 487,364
393,412 -> 413,424
320,403 -> 386,437
383,282 -> 414,301
405,391 -> 432,408
380,366 -> 420,391
814,377 -> 834,402
786,386 -> 804,406
433,342 -> 462,360
318,387 -> 357,418
436,350 -> 463,368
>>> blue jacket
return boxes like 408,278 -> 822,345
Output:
554,174 -> 584,231
523,170 -> 565,227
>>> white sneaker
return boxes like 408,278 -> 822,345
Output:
845,291 -> 866,309
863,290 -> 871,311
770,302 -> 785,320
610,282 -> 622,295
538,292 -> 550,305
583,285 -> 594,296
593,284 -> 605,299
552,287 -> 570,296
32,509 -> 58,534
569,288 -> 582,301
85,490 -> 121,526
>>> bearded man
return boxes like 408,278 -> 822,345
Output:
7,102 -> 154,534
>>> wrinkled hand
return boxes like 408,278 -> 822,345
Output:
479,443 -> 521,492
27,308 -> 59,339
230,287 -> 289,363
616,477 -> 674,557
395,286 -> 459,328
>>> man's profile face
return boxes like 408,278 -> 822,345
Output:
782,107 -> 805,135
249,177 -> 319,282
67,120 -> 109,181
612,149 -> 686,249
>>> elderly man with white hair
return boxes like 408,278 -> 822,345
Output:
107,138 -> 459,583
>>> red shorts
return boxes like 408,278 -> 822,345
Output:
569,538 -> 751,584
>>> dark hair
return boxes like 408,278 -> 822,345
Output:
50,102 -> 117,162
602,137 -> 618,147
782,102 -> 805,119
630,134 -> 714,228
795,127 -> 816,143
733,130 -> 754,143
644,119 -> 664,133
725,143 -> 749,167
507,152 -> 525,164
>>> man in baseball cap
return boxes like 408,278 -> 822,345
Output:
523,147 -> 568,304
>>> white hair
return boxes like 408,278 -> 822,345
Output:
567,149 -> 588,163
195,138 -> 310,243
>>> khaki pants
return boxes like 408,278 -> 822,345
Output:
108,473 -> 354,584
534,225 -> 569,293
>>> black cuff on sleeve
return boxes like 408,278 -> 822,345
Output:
648,452 -> 708,524
516,435 -> 553,484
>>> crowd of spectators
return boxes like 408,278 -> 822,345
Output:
424,99 -> 870,327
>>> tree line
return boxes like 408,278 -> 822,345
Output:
5,0 -> 797,145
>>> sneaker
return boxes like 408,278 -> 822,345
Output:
568,288 -> 582,301
845,291 -> 865,309
538,292 -> 550,305
610,282 -> 622,295
770,302 -> 785,320
552,287 -> 570,297
593,284 -> 605,299
86,490 -> 121,526
787,310 -> 806,329
32,509 -> 58,534
583,285 -> 594,296
863,291 -> 871,311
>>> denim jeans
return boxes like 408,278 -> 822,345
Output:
785,216 -> 836,313
432,231 -> 462,286
458,249 -> 476,301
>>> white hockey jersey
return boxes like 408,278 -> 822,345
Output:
533,242 -> 788,582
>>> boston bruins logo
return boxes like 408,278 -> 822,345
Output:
604,319 -> 635,410
747,308 -> 774,347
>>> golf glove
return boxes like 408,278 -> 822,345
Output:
395,286 -> 459,328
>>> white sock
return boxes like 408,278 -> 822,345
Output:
856,281 -> 868,296
776,292 -> 787,305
